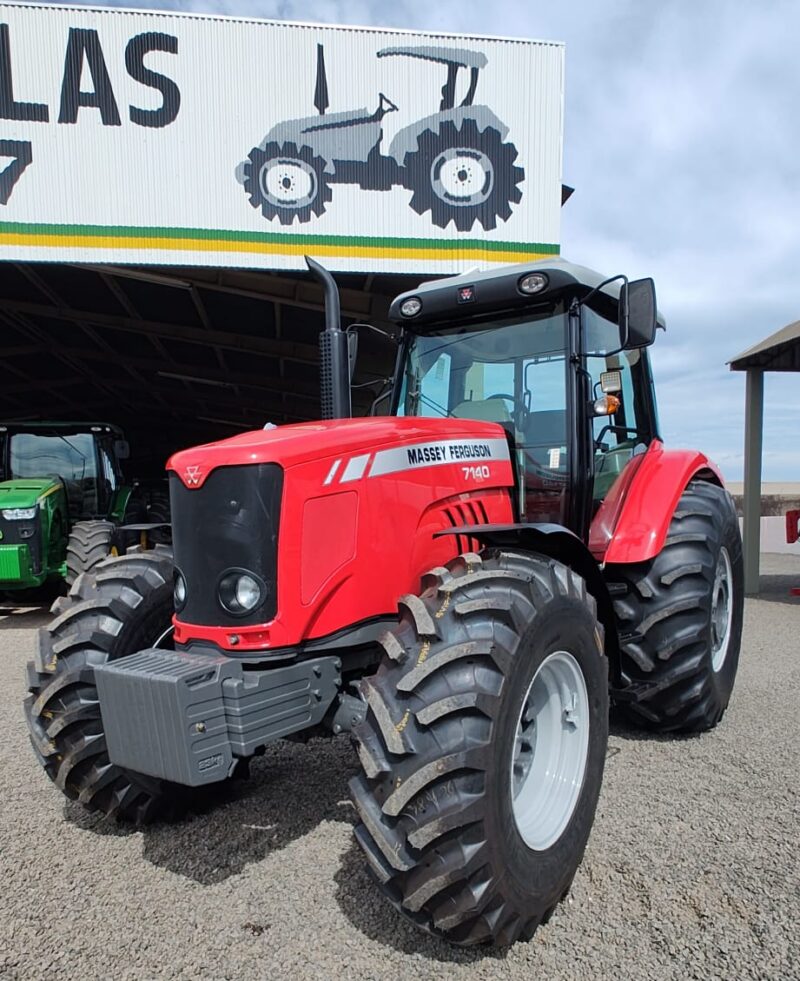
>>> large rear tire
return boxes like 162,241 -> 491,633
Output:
349,549 -> 608,947
402,119 -> 524,232
606,480 -> 743,733
24,548 -> 189,823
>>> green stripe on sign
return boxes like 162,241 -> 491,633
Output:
0,220 -> 560,256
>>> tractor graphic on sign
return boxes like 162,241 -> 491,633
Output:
235,45 -> 524,231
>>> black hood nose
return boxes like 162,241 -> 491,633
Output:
169,463 -> 283,628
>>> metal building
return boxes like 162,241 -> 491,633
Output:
0,2 -> 565,468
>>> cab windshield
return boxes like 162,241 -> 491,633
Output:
397,305 -> 568,443
7,432 -> 99,516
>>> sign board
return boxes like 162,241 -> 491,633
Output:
0,2 -> 564,273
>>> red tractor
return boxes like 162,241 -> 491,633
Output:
24,257 -> 743,947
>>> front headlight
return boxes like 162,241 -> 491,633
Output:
2,507 -> 37,521
218,569 -> 265,616
174,570 -> 187,611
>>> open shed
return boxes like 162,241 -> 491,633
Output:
728,320 -> 800,593
0,262 -> 405,473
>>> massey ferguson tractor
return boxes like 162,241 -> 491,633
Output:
24,257 -> 743,948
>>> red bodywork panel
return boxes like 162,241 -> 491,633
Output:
168,418 -> 515,652
589,440 -> 724,564
786,510 -> 800,545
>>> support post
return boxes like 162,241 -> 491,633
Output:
742,369 -> 764,595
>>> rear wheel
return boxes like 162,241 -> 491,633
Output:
606,480 -> 744,732
350,549 -> 608,946
64,519 -> 117,587
403,119 -> 524,232
24,548 -> 190,823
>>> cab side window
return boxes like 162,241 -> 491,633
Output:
589,349 -> 649,502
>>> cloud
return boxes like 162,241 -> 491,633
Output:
40,0 -> 800,479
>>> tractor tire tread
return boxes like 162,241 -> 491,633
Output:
350,548 -> 604,946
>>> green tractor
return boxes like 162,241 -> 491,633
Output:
0,422 -> 169,596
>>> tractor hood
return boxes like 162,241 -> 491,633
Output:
0,476 -> 61,510
168,417 -> 507,489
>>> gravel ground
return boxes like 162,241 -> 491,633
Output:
1,554 -> 798,981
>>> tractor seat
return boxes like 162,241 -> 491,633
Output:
522,410 -> 566,448
450,399 -> 513,433
451,399 -> 512,424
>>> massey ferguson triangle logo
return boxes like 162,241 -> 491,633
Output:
184,465 -> 202,486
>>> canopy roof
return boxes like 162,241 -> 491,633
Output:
729,319 -> 800,371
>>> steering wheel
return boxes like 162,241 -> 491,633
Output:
486,393 -> 515,402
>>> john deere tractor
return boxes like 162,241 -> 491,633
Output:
0,422 -> 168,596
24,258 -> 742,947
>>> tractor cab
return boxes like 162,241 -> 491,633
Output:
389,258 -> 660,533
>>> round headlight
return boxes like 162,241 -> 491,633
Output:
235,574 -> 261,611
218,569 -> 265,616
400,296 -> 422,317
174,571 -> 187,611
518,272 -> 549,295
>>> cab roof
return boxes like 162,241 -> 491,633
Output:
389,256 -> 666,331
0,421 -> 124,436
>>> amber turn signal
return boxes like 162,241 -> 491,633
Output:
592,394 -> 620,416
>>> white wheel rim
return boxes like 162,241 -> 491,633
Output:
260,158 -> 317,207
431,148 -> 493,205
711,546 -> 733,672
511,650 -> 590,851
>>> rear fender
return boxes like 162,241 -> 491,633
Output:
388,105 -> 508,165
590,441 -> 723,565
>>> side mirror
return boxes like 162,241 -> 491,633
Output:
621,278 -> 657,348
114,439 -> 130,460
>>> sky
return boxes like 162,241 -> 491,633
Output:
31,0 -> 800,480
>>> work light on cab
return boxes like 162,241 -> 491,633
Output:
518,271 -> 549,294
399,297 -> 422,317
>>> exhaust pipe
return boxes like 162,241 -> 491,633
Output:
305,256 -> 351,420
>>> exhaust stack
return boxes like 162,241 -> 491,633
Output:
305,256 -> 351,420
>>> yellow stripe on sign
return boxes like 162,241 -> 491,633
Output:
0,233 -> 551,265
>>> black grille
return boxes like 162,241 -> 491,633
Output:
169,464 -> 283,627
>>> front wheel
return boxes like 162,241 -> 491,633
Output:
24,548 -> 190,823
64,519 -> 117,587
350,549 -> 608,946
241,141 -> 332,225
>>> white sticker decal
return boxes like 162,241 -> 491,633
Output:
340,454 -> 371,482
323,459 -> 342,485
369,438 -> 510,478
548,447 -> 560,468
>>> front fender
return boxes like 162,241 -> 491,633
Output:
435,521 -> 618,663
590,441 -> 724,565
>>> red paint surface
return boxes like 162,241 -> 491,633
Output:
593,440 -> 724,565
170,418 -> 515,652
